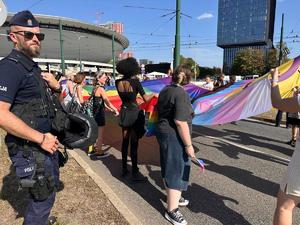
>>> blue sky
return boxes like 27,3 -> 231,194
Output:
3,0 -> 300,67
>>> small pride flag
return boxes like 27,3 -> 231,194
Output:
194,158 -> 205,172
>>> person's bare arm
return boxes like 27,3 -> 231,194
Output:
174,119 -> 195,158
76,85 -> 84,104
142,93 -> 158,102
270,68 -> 300,112
0,101 -> 58,153
99,88 -> 119,115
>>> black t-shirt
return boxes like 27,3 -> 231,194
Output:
116,78 -> 145,105
0,49 -> 51,133
156,84 -> 194,134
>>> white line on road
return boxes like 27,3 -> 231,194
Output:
192,131 -> 290,164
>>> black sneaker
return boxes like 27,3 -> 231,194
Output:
165,208 -> 187,225
178,197 -> 189,207
291,139 -> 296,147
90,151 -> 110,160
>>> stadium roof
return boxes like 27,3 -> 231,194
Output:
0,13 -> 129,63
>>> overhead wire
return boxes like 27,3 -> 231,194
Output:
27,0 -> 44,9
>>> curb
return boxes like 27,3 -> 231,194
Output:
67,150 -> 142,225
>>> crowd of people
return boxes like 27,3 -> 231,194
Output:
0,10 -> 300,225
200,74 -> 237,91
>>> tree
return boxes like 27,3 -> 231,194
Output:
231,48 -> 265,75
198,66 -> 222,79
266,48 -> 278,71
179,55 -> 199,79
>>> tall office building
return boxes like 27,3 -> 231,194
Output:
217,0 -> 276,73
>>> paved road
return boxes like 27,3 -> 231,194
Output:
74,119 -> 300,225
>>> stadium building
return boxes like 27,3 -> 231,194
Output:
0,13 -> 129,74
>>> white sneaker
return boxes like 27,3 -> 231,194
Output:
178,197 -> 189,207
165,208 -> 187,225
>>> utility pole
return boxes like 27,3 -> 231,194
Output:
112,33 -> 116,79
173,0 -> 181,70
278,13 -> 284,66
59,20 -> 65,75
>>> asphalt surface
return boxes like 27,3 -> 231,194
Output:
74,119 -> 300,225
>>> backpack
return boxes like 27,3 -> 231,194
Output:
65,84 -> 82,114
81,86 -> 98,117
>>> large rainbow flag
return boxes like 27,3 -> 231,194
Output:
82,56 -> 300,133
193,56 -> 300,125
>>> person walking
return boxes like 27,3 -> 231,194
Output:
155,65 -> 195,225
116,57 -> 154,181
0,11 -> 60,225
271,68 -> 300,225
91,71 -> 118,159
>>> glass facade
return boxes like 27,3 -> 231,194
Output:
217,0 -> 276,73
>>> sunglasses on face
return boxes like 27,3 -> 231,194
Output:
13,31 -> 45,41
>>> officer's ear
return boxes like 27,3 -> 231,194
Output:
8,31 -> 18,44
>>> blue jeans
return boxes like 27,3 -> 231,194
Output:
156,132 -> 191,191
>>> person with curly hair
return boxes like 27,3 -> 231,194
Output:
116,57 -> 155,182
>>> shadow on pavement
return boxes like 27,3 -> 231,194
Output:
196,140 -> 289,166
193,125 -> 294,157
194,159 -> 279,197
223,128 -> 294,157
187,183 -> 252,225
101,154 -> 166,217
0,165 -> 28,218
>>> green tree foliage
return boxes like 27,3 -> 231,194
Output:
266,48 -> 278,70
231,42 -> 291,75
179,55 -> 199,79
179,55 -> 221,80
198,66 -> 222,79
231,48 -> 265,75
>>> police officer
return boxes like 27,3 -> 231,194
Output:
0,11 -> 61,225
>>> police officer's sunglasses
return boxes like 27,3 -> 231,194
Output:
12,31 -> 45,41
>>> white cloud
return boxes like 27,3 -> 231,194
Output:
197,13 -> 214,20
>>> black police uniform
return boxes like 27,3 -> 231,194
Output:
0,11 -> 59,225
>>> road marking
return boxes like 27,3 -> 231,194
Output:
192,131 -> 290,163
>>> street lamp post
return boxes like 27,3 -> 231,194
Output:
78,35 -> 88,72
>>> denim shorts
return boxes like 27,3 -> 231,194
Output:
156,132 -> 191,191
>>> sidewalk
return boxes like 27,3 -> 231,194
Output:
69,147 -> 168,225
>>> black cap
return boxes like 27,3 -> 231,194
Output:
9,10 -> 39,27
